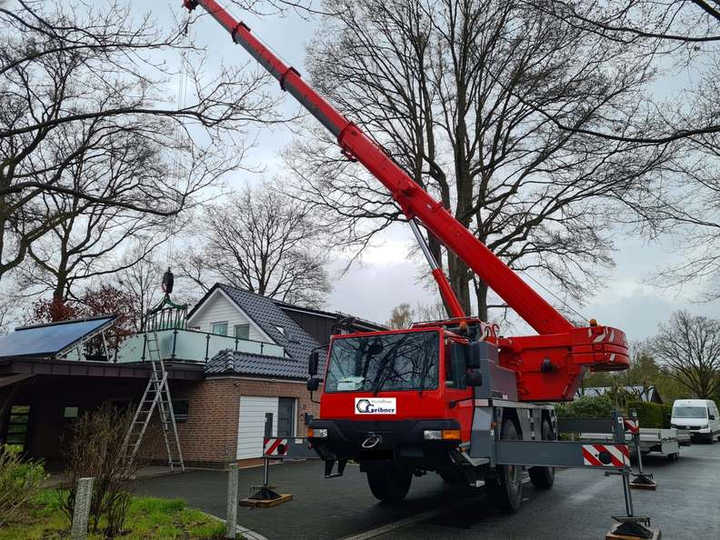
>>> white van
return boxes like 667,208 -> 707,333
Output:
671,399 -> 720,443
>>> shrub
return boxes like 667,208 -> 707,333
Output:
627,401 -> 665,428
0,445 -> 46,526
59,402 -> 138,537
556,394 -> 615,418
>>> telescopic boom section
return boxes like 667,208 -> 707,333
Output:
183,0 -> 630,401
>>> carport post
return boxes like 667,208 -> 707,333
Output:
70,477 -> 94,540
225,463 -> 239,539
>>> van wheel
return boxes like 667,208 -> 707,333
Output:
366,464 -> 411,503
487,418 -> 523,513
529,418 -> 555,490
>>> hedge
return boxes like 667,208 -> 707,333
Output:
626,401 -> 670,428
555,395 -> 615,418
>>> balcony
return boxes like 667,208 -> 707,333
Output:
115,328 -> 286,364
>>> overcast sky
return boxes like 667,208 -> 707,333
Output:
148,1 -> 720,341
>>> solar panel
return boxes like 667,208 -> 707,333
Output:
0,316 -> 116,360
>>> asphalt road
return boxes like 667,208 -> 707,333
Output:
136,442 -> 720,539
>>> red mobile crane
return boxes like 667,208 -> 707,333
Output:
184,0 -> 633,512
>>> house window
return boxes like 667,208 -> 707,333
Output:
4,405 -> 31,451
234,324 -> 250,340
172,400 -> 189,422
212,321 -> 228,336
63,406 -> 79,419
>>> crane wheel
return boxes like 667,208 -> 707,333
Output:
487,417 -> 523,513
366,463 -> 411,503
529,417 -> 555,489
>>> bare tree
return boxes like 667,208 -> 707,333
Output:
178,182 -> 331,307
651,311 -> 720,398
0,0 -> 281,282
525,0 -> 720,143
387,303 -> 413,329
16,190 -> 170,303
288,0 -> 672,318
117,247 -> 166,332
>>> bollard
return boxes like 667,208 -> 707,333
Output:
70,477 -> 94,540
225,463 -> 239,539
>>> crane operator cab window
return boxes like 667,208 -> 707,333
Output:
324,331 -> 440,393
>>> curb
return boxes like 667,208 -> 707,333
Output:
201,509 -> 269,540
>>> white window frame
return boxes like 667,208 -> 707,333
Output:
234,323 -> 250,339
211,321 -> 229,336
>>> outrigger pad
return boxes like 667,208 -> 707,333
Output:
629,473 -> 657,491
248,485 -> 282,500
606,516 -> 660,540
239,493 -> 293,508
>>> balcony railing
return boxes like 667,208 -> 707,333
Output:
115,328 -> 285,364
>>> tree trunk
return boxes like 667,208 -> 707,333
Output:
474,279 -> 488,321
447,252 -> 471,316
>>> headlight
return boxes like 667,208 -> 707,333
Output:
308,428 -> 328,438
424,429 -> 461,440
701,425 -> 708,430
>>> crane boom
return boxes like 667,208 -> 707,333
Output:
183,0 -> 570,336
183,0 -> 630,401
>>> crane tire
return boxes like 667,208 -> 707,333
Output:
366,463 -> 411,503
529,417 -> 555,489
487,417 -> 523,513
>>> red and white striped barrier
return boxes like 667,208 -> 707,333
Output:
582,443 -> 630,468
263,437 -> 289,457
624,419 -> 639,434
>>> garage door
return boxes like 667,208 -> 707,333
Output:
236,396 -> 278,459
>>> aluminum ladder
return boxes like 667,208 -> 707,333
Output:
122,331 -> 185,472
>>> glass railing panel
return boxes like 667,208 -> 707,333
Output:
115,329 -> 287,363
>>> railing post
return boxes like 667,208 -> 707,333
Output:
141,333 -> 147,362
235,336 -> 239,351
225,463 -> 238,539
70,477 -> 94,540
171,329 -> 178,360
260,342 -> 264,355
205,334 -> 211,362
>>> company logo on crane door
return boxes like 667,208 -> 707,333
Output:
355,397 -> 396,415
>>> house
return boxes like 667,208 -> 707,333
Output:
577,385 -> 664,404
0,283 -> 384,468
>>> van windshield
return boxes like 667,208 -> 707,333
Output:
672,406 -> 707,419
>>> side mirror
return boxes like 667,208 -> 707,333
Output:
710,414 -> 716,420
466,369 -> 483,387
306,377 -> 320,391
308,351 -> 319,376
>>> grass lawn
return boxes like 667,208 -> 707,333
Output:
0,489 -> 234,539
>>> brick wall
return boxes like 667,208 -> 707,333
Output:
2,373 -> 319,469
140,377 -> 320,468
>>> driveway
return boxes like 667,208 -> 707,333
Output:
136,443 -> 720,539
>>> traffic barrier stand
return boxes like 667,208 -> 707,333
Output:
604,465 -> 660,539
625,413 -> 656,491
604,415 -> 660,539
557,413 -> 660,538
239,438 -> 293,508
